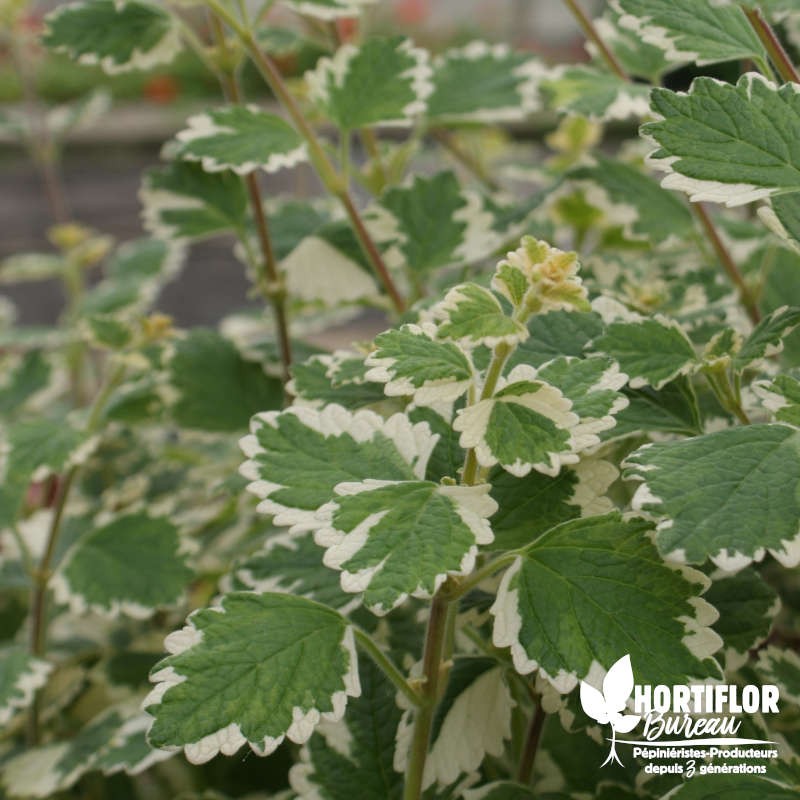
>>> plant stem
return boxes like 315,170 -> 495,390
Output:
431,128 -> 500,192
693,204 -> 761,324
8,31 -> 70,224
462,342 -> 512,485
516,694 -> 545,784
452,552 -> 519,599
743,6 -> 800,83
354,629 -> 422,707
704,368 -> 752,425
403,591 -> 452,800
205,0 -> 406,312
26,361 -> 126,744
561,0 -> 627,80
210,14 -> 293,388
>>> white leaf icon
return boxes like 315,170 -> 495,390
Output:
580,680 -> 610,724
579,654 -> 641,767
602,654 -> 634,714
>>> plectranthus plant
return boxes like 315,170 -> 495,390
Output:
2,0 -> 800,797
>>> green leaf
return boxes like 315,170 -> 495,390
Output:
757,646 -> 800,705
610,0 -> 766,65
644,74 -> 800,207
240,404 -> 434,533
53,513 -> 192,618
593,10 -> 672,82
367,172 -> 498,277
426,42 -> 542,123
0,645 -> 51,726
569,157 -> 693,244
316,479 -> 496,613
733,307 -> 800,371
454,372 -> 579,477
289,658 -> 402,800
2,708 -> 170,797
539,65 -> 651,121
174,106 -> 307,175
489,459 -> 618,550
141,160 -> 248,242
660,775 -> 798,799
764,193 -> 800,249
535,356 -> 628,436
227,530 -> 357,612
592,316 -> 698,389
754,373 -> 800,426
93,712 -> 174,776
0,418 -> 91,527
509,310 -> 604,369
308,36 -> 432,131
169,329 -> 283,431
609,378 -> 703,438
290,352 -> 386,409
280,0 -> 375,20
0,350 -> 50,416
706,568 -> 778,669
365,323 -> 474,407
83,314 -> 133,349
43,0 -> 181,74
146,593 -> 360,762
491,513 -> 721,691
81,238 -> 183,317
624,424 -> 800,570
433,283 -> 528,349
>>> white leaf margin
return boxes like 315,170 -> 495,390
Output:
44,0 -> 182,75
644,74 -> 799,207
453,366 -> 583,478
174,106 -> 308,176
314,479 -> 496,614
143,598 -> 361,764
490,542 -> 720,693
281,0 -> 376,21
428,41 -> 546,123
239,404 -> 439,534
0,650 -> 52,726
624,435 -> 800,572
307,37 -> 434,127
364,322 -> 475,407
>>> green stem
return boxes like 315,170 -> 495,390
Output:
8,30 -> 69,224
462,342 -> 513,485
704,368 -> 751,425
451,552 -> 519,600
210,14 -> 293,390
743,6 -> 800,83
516,694 -> 545,784
561,0 -> 628,81
26,360 -> 126,744
205,0 -> 406,312
693,204 -> 761,324
354,629 -> 422,707
403,590 -> 453,800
